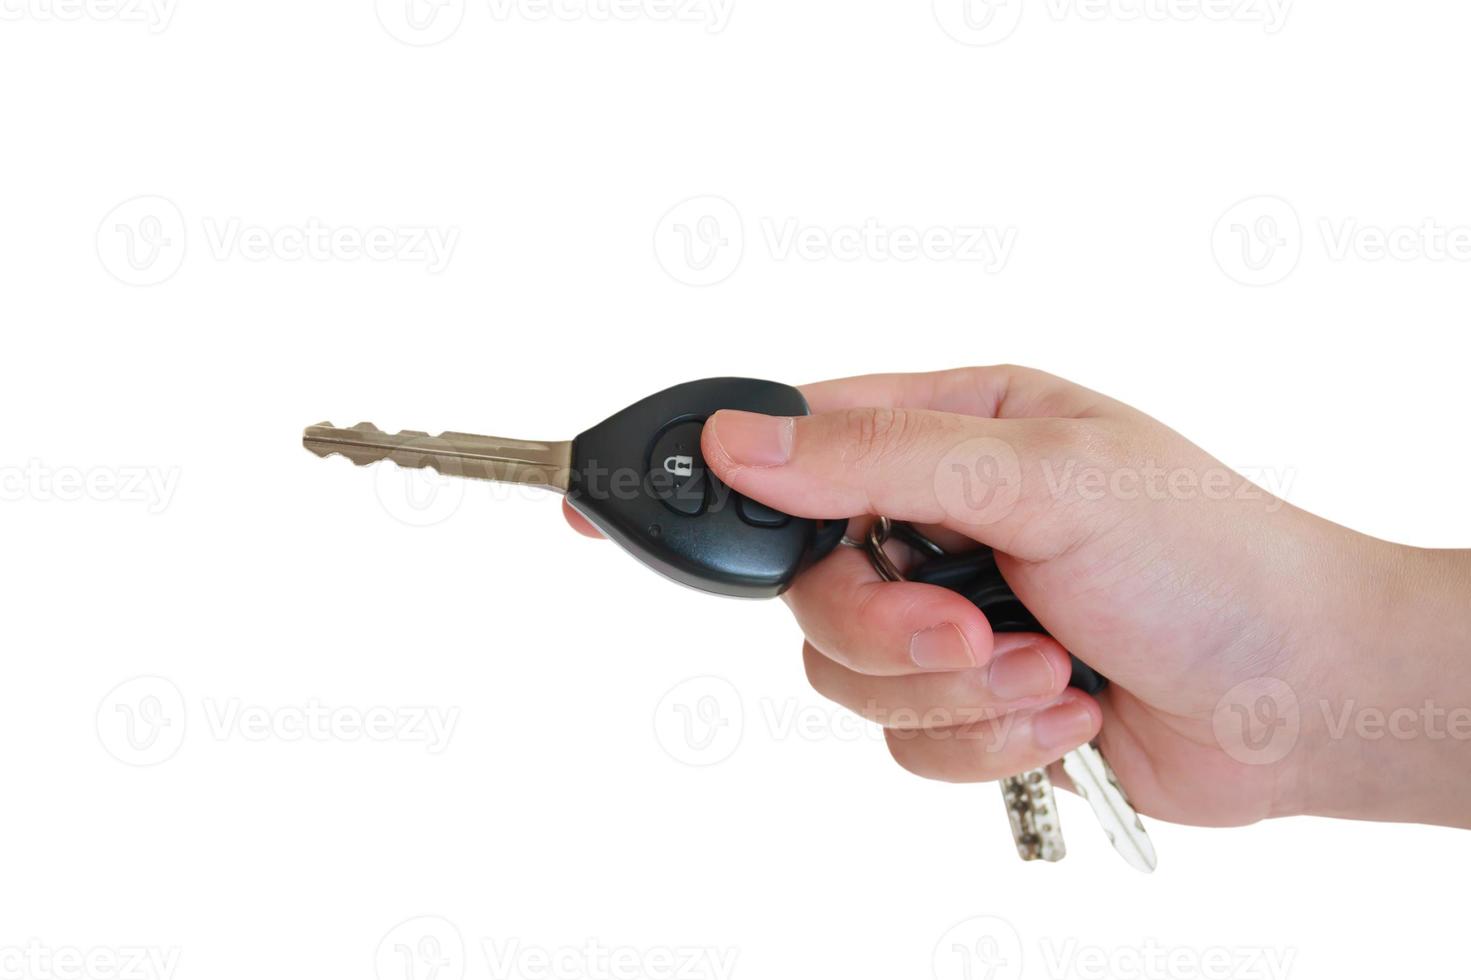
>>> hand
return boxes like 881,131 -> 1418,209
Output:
566,367 -> 1471,828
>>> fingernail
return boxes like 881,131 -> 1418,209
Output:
986,646 -> 1057,701
909,623 -> 976,670
710,411 -> 793,467
1032,697 -> 1096,750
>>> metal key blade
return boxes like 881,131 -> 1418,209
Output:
303,422 -> 572,492
1060,743 -> 1157,874
1000,769 -> 1066,863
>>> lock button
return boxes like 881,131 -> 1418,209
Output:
647,420 -> 708,516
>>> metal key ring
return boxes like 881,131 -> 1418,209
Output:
864,518 -> 947,583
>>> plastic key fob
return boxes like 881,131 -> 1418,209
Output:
566,378 -> 845,598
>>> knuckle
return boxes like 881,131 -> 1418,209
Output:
844,407 -> 915,468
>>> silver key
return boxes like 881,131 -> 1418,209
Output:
863,518 -> 1157,872
1061,742 -> 1157,873
302,422 -> 572,490
1000,769 -> 1066,863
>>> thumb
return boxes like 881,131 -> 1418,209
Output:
702,407 -> 1094,560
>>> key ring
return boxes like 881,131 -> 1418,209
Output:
863,517 -> 947,583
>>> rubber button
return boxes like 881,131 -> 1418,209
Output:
648,420 -> 707,516
736,494 -> 789,528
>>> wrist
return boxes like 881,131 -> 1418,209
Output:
1286,534 -> 1471,825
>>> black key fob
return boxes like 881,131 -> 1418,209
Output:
567,378 -> 847,598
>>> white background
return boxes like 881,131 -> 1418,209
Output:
3,2 -> 1469,979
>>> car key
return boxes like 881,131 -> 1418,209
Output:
865,519 -> 1158,873
303,377 -> 847,598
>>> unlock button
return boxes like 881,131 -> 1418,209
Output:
648,420 -> 708,516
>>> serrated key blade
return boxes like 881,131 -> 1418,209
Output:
302,422 -> 572,492
1000,769 -> 1066,863
1061,743 -> 1158,874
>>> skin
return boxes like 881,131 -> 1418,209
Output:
565,367 -> 1471,829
